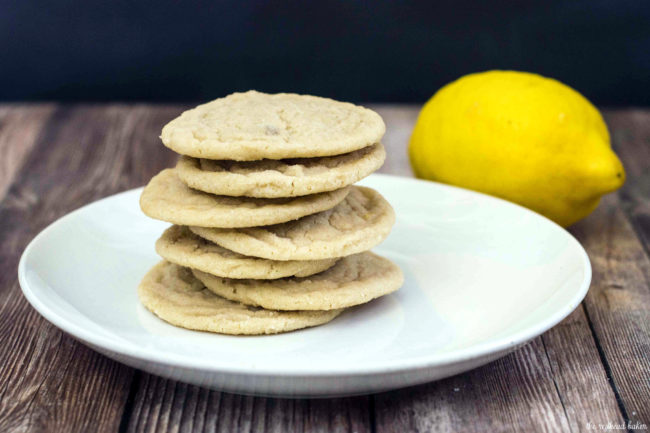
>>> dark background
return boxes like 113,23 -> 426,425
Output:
2,0 -> 648,104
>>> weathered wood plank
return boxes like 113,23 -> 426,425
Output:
0,104 -> 180,432
0,104 -> 56,199
604,110 -> 650,254
566,110 -> 650,427
126,374 -> 372,433
570,194 -> 650,428
541,307 -> 624,431
375,339 -> 575,433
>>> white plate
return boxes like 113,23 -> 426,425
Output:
19,174 -> 591,397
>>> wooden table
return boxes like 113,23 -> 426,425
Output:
0,104 -> 648,433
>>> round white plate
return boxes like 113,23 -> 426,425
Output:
19,174 -> 591,398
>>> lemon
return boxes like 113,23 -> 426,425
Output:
409,70 -> 625,227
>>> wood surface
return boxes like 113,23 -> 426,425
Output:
0,104 -> 647,433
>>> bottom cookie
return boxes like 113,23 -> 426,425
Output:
138,261 -> 343,335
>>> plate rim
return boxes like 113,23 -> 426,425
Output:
18,174 -> 592,377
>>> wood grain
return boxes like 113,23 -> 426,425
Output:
375,339 -> 575,433
566,110 -> 650,427
0,104 -> 179,432
126,374 -> 371,433
0,104 -> 56,199
604,110 -> 650,254
540,307 -> 624,431
570,194 -> 650,427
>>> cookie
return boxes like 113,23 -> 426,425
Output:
140,169 -> 350,228
156,225 -> 337,279
193,252 -> 403,311
189,186 -> 395,260
161,91 -> 385,161
175,143 -> 386,198
138,261 -> 344,335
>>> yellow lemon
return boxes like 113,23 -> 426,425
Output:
409,70 -> 625,226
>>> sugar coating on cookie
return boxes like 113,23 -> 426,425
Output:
139,169 -> 350,228
190,186 -> 395,260
161,91 -> 385,161
138,261 -> 344,335
176,143 -> 386,198
193,252 -> 403,311
156,225 -> 337,279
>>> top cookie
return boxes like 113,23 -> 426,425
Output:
161,91 -> 385,161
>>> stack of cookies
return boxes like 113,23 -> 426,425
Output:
138,91 -> 403,335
